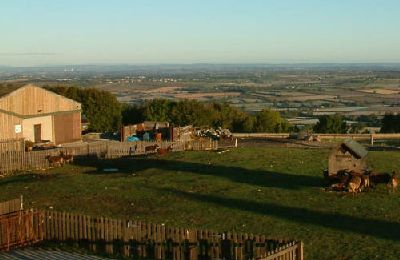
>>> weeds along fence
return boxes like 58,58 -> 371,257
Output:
0,139 -> 220,175
36,210 -> 304,259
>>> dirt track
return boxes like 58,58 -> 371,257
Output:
237,138 -> 334,149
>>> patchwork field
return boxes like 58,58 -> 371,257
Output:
1,147 -> 400,259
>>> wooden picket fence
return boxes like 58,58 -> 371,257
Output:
0,197 -> 303,259
0,196 -> 23,216
0,139 -> 219,175
0,210 -> 44,251
0,139 -> 25,175
40,210 -> 303,259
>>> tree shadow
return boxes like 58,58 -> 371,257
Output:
159,187 -> 400,242
0,173 -> 58,187
73,156 -> 324,190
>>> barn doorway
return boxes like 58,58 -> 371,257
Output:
33,124 -> 41,143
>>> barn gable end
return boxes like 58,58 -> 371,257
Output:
0,85 -> 82,144
0,84 -> 81,117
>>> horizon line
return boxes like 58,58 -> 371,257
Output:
2,62 -> 400,68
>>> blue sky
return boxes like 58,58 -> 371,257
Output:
1,0 -> 400,66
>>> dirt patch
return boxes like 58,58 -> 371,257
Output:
359,88 -> 400,95
175,92 -> 242,99
237,138 -> 334,149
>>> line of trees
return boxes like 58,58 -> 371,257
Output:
46,86 -> 289,133
45,86 -> 400,134
313,114 -> 400,134
122,99 -> 290,133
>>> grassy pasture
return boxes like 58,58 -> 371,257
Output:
1,147 -> 400,259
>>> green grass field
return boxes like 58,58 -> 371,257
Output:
1,147 -> 400,259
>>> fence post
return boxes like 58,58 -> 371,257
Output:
297,241 -> 304,260
20,195 -> 24,211
106,142 -> 110,159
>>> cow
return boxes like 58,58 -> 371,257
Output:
360,175 -> 370,191
46,155 -> 64,167
387,171 -> 398,193
348,176 -> 362,194
144,144 -> 159,154
369,172 -> 391,187
60,151 -> 74,164
157,145 -> 173,156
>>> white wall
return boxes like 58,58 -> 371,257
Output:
22,116 -> 53,142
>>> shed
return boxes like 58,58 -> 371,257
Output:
0,84 -> 81,144
328,139 -> 368,176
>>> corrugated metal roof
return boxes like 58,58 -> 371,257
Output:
342,139 -> 368,159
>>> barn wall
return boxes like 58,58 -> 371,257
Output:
53,112 -> 81,144
0,85 -> 81,116
0,112 -> 23,139
22,116 -> 53,142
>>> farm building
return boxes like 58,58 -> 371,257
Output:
0,84 -> 81,144
327,139 -> 368,176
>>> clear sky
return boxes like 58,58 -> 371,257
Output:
1,0 -> 400,66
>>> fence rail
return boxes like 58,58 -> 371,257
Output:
0,139 -> 220,175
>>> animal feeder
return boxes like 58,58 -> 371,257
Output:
325,139 -> 368,181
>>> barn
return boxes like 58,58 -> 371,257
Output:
0,85 -> 81,144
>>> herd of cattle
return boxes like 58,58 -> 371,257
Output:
45,151 -> 74,167
46,144 -> 173,167
325,170 -> 398,194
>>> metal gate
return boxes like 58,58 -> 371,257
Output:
0,211 -> 44,251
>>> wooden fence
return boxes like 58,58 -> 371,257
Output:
0,210 -> 44,251
0,139 -> 25,175
0,139 -> 220,175
0,197 -> 23,216
0,196 -> 302,259
41,210 -> 303,259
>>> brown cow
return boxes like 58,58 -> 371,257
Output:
360,175 -> 370,191
348,176 -> 362,193
60,151 -> 74,164
46,155 -> 64,167
387,171 -> 398,193
157,145 -> 173,156
145,144 -> 159,154
369,172 -> 391,187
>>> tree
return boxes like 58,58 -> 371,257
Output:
253,109 -> 289,133
121,104 -> 145,125
232,115 -> 255,133
313,114 -> 346,133
48,86 -> 121,132
381,114 -> 400,133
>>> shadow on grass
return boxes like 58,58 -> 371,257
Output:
159,187 -> 400,242
73,156 -> 323,190
0,173 -> 58,187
